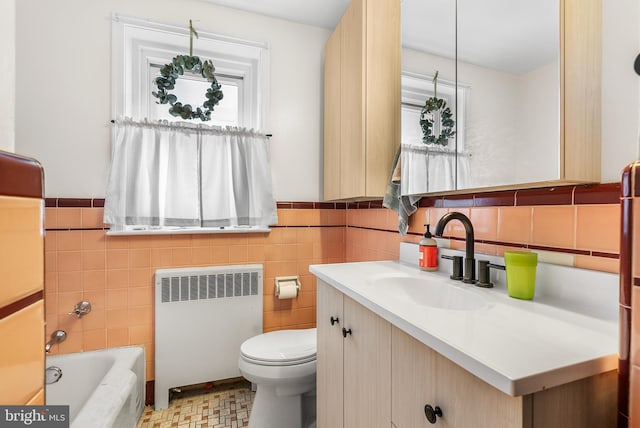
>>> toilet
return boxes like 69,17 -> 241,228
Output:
238,328 -> 317,428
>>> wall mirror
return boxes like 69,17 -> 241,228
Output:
400,0 -> 564,195
202,0 -> 599,197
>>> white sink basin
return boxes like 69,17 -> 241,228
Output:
368,275 -> 491,311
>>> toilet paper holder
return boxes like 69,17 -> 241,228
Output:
274,276 -> 301,298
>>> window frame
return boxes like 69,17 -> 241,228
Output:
112,14 -> 270,129
401,71 -> 468,152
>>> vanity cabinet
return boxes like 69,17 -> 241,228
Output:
317,281 -> 616,428
317,280 -> 391,428
391,327 -> 616,428
323,0 -> 401,200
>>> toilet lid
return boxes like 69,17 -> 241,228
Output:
241,328 -> 317,365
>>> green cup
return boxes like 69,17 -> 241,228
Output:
503,251 -> 538,300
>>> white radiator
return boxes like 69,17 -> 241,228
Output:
154,264 -> 263,410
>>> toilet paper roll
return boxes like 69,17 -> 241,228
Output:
276,280 -> 298,300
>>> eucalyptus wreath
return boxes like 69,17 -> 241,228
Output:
152,55 -> 224,121
420,96 -> 455,146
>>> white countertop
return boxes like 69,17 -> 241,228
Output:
309,257 -> 619,397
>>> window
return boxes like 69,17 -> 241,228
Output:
401,71 -> 465,151
147,65 -> 242,127
108,15 -> 274,235
400,71 -> 469,194
112,14 -> 269,128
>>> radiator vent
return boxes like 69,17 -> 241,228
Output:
160,271 -> 259,303
154,264 -> 263,410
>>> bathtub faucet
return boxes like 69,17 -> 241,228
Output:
45,330 -> 67,353
68,301 -> 92,318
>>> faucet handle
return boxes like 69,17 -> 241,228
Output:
476,260 -> 505,288
68,301 -> 92,318
441,255 -> 463,280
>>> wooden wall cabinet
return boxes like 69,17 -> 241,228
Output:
323,0 -> 401,201
317,280 -> 391,428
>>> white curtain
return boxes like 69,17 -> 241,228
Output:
104,118 -> 278,228
401,144 -> 470,195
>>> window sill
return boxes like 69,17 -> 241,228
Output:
106,226 -> 271,236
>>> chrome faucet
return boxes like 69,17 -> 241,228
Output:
435,212 -> 476,284
68,301 -> 91,318
45,330 -> 67,353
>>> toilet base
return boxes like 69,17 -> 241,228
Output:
250,384 -> 311,428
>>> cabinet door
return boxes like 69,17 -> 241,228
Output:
363,0 -> 400,197
317,281 -> 344,428
339,0 -> 366,198
433,348 -> 525,428
323,24 -> 341,201
391,327 -> 525,428
343,296 -> 391,428
391,327 -> 439,427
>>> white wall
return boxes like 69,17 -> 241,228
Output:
13,0 -> 640,199
15,0 -> 328,200
0,0 -> 15,153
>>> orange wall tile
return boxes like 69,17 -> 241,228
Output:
27,388 -> 44,405
497,207 -> 532,244
575,204 -> 620,253
43,199 -> 621,383
632,287 -> 640,367
0,302 -> 44,405
532,206 -> 576,249
44,207 -> 345,380
634,199 -> 640,279
470,208 -> 498,241
0,196 -> 44,307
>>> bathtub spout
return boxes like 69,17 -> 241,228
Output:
45,330 -> 67,353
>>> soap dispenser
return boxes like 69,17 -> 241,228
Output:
419,224 -> 438,271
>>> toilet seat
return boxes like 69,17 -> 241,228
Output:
240,328 -> 317,366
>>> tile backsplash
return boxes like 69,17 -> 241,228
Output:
44,203 -> 345,381
43,182 -> 621,383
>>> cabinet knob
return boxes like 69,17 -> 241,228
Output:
424,404 -> 443,424
342,327 -> 352,338
330,316 -> 340,326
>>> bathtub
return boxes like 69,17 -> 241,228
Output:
46,346 -> 145,428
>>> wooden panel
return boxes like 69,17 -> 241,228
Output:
324,25 -> 342,201
391,327 -> 438,428
343,296 -> 391,428
0,302 -> 45,405
562,0 -> 601,182
0,196 -> 44,308
340,0 -> 366,198
391,327 -> 524,428
316,281 -> 344,428
364,0 -> 401,198
532,370 -> 617,428
434,349 -> 525,428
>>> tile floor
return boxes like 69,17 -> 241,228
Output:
136,381 -> 255,428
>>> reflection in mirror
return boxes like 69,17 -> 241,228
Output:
401,0 -> 560,193
401,72 -> 468,194
401,0 -> 458,195
457,0 -> 560,190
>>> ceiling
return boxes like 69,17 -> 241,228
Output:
202,0 -> 559,74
